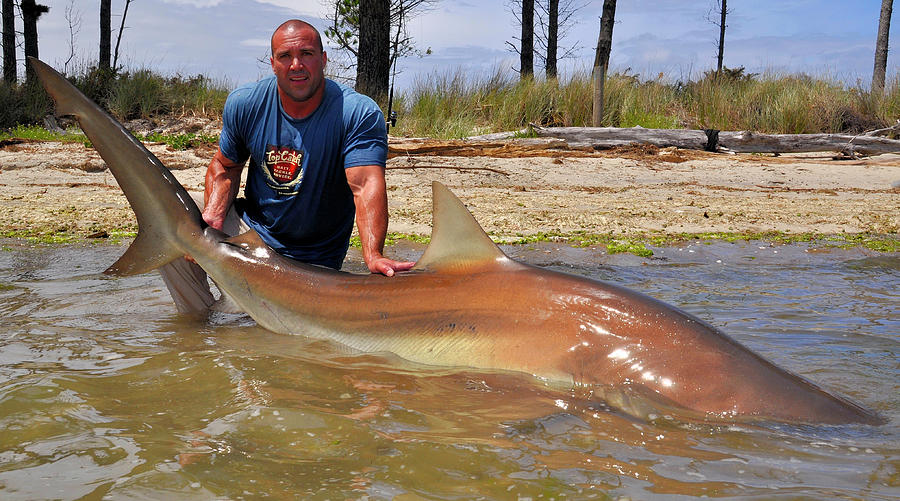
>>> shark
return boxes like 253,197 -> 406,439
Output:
28,57 -> 883,425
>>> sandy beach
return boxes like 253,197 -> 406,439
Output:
1,133 -> 898,245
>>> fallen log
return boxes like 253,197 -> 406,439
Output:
388,137 -> 571,158
524,125 -> 900,156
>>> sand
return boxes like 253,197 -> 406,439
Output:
0,135 -> 898,244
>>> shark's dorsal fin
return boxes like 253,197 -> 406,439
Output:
413,182 -> 512,272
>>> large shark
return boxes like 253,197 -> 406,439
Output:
29,57 -> 882,425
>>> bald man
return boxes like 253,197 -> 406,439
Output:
160,20 -> 414,314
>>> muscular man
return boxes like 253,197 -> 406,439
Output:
161,19 -> 414,314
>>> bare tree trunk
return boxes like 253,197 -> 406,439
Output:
22,0 -> 49,85
113,0 -> 134,70
545,0 -> 558,78
716,0 -> 726,75
356,0 -> 390,102
592,0 -> 616,126
520,0 -> 534,78
873,0 -> 893,94
100,0 -> 111,71
2,0 -> 15,83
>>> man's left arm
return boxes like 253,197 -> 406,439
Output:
346,165 -> 416,276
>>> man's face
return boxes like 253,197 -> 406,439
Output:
270,26 -> 327,107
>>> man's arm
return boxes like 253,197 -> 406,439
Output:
203,148 -> 246,230
345,165 -> 416,276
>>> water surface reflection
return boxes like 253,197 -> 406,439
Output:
0,241 -> 896,499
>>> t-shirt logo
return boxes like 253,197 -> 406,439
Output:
262,144 -> 304,193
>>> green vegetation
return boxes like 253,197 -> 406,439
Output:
0,124 -> 218,151
389,67 -> 900,138
0,123 -> 87,143
2,62 -> 895,140
0,64 -> 229,129
3,227 -> 895,255
346,230 -> 898,256
139,132 -> 219,150
1,228 -> 137,246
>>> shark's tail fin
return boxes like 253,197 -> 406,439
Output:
29,57 -> 203,277
104,233 -> 186,276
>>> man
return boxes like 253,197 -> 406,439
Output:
160,19 -> 414,314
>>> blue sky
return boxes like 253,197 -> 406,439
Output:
24,0 -> 899,91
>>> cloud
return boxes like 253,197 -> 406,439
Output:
160,0 -> 225,7
254,0 -> 320,17
241,38 -> 270,48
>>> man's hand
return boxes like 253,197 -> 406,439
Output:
201,208 -> 227,232
368,255 -> 416,277
346,164 -> 417,277
186,149 -> 246,264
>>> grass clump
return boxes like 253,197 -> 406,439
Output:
0,62 -> 229,130
138,131 -> 218,150
0,124 -> 217,151
0,124 -> 87,143
391,66 -> 900,138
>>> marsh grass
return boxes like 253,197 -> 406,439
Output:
0,63 -> 229,129
2,62 -> 897,140
391,68 -> 900,138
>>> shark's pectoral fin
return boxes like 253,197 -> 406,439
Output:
105,232 -> 184,276
224,228 -> 267,250
413,182 -> 515,273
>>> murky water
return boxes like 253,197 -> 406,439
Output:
1,240 -> 897,500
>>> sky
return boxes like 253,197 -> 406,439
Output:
17,0 -> 900,92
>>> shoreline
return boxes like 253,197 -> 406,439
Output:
1,138 -> 898,255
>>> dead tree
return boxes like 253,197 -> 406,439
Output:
21,0 -> 50,85
711,0 -> 728,76
872,0 -> 893,94
113,0 -> 134,70
534,0 -> 585,79
520,0 -> 534,77
2,0 -> 15,83
100,0 -> 111,70
592,0 -> 616,126
545,0 -> 557,77
64,0 -> 82,74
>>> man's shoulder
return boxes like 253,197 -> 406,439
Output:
323,79 -> 383,122
227,76 -> 277,107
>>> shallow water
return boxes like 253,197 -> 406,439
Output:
0,240 -> 897,500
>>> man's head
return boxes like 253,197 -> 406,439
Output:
270,20 -> 327,116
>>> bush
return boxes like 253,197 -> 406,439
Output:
0,81 -> 50,129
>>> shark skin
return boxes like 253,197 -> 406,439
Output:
29,57 -> 883,425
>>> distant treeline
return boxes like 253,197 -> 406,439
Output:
1,64 -> 898,139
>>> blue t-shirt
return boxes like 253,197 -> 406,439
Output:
219,77 -> 387,269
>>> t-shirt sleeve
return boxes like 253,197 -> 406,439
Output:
218,89 -> 252,164
342,97 -> 388,169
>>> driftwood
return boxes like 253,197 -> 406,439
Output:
469,125 -> 900,156
386,164 -> 509,176
525,125 -> 900,156
388,137 -> 570,158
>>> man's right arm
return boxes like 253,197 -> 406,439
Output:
202,148 -> 246,230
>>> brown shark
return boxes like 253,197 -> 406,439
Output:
29,57 -> 882,425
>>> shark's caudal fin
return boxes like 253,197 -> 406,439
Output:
413,182 -> 512,272
29,57 -> 203,277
